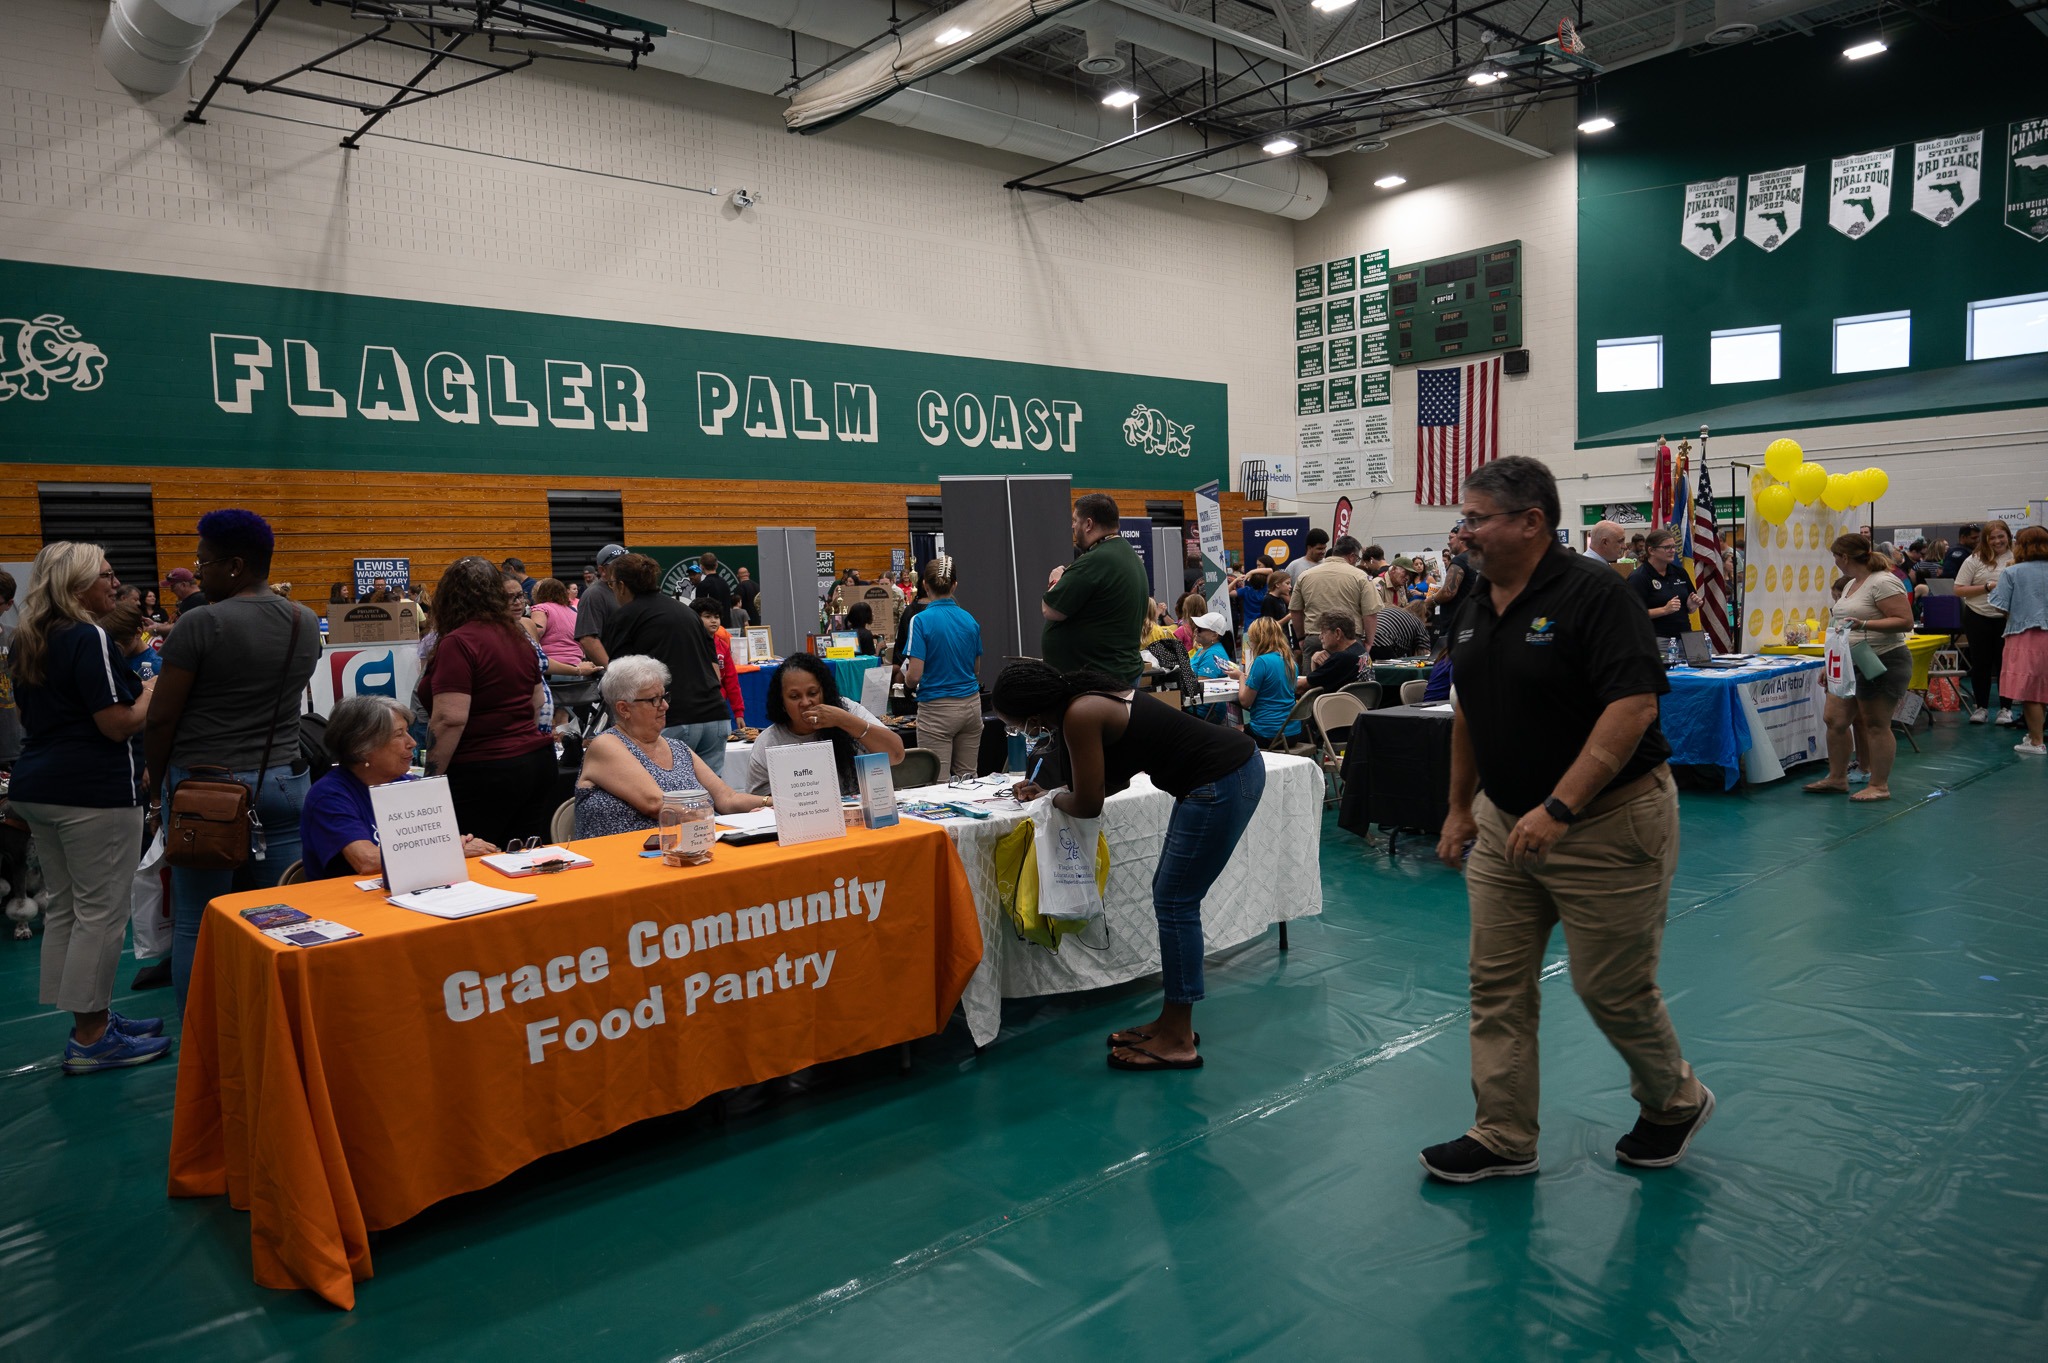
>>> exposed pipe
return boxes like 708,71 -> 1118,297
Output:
99,0 -> 247,96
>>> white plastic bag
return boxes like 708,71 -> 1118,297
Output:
130,825 -> 171,960
1823,624 -> 1856,699
1029,792 -> 1107,924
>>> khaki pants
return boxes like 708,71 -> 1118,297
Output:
15,801 -> 145,1015
1463,770 -> 1702,1159
916,696 -> 983,778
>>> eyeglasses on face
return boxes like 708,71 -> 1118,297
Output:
625,693 -> 669,707
96,570 -> 120,582
1457,506 -> 1533,529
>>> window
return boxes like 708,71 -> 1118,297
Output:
1595,336 -> 1662,392
1834,311 -> 1910,374
1710,325 -> 1780,384
1968,291 -> 2048,361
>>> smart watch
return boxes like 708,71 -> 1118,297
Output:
1542,796 -> 1578,825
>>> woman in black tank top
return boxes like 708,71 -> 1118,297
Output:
993,662 -> 1265,1072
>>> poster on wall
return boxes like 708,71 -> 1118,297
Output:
1827,148 -> 1895,237
1326,294 -> 1357,335
352,557 -> 411,598
1359,249 -> 1389,289
1326,255 -> 1357,294
1359,326 -> 1391,368
1295,264 -> 1324,302
1326,334 -> 1358,372
1296,303 -> 1324,341
1297,343 -> 1325,379
1910,130 -> 1982,225
2007,117 -> 2048,241
1681,176 -> 1739,259
1742,165 -> 1806,251
1327,374 -> 1357,412
1297,381 -> 1324,417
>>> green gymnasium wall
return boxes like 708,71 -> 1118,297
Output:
1576,10 -> 2048,447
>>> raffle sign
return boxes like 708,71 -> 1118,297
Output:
1742,165 -> 1805,251
1681,177 -> 1739,259
1911,130 -> 1982,225
2007,117 -> 2048,241
1828,149 -> 1895,238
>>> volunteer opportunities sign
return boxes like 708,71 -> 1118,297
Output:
0,259 -> 1228,487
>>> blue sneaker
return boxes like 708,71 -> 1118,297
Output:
62,1026 -> 171,1075
108,1010 -> 164,1038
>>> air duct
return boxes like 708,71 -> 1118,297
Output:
99,0 -> 245,96
628,1 -> 1326,218
1078,26 -> 1125,75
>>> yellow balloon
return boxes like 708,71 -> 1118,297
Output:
1756,483 -> 1795,525
1788,462 -> 1825,504
1847,470 -> 1873,504
1764,438 -> 1804,482
1822,474 -> 1852,511
1865,467 -> 1889,500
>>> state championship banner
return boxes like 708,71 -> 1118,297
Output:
1828,148 -> 1895,238
2007,116 -> 2048,242
1682,177 -> 1739,259
1743,501 -> 1857,648
1911,130 -> 1983,226
1743,165 -> 1806,252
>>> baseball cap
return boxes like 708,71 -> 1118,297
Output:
1192,610 -> 1231,635
594,543 -> 629,567
163,567 -> 195,585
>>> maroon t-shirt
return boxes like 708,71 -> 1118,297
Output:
419,622 -> 548,765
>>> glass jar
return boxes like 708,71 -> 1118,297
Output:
659,787 -> 715,866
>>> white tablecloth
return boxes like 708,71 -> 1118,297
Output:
907,753 -> 1325,1047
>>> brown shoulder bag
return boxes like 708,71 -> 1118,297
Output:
166,607 -> 302,870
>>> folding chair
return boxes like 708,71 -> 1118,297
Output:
549,798 -> 578,844
1400,678 -> 1429,705
1340,679 -> 1382,711
1261,689 -> 1322,757
277,860 -> 305,886
1311,692 -> 1364,806
893,748 -> 941,788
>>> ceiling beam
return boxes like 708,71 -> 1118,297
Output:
1097,0 -> 1309,69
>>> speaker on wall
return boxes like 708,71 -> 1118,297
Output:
1503,349 -> 1531,376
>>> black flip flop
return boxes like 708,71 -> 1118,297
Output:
1107,1030 -> 1199,1049
1107,1044 -> 1203,1072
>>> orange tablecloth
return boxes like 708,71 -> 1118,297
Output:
168,821 -> 981,1309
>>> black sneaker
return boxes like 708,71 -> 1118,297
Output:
1615,1084 -> 1716,1169
1419,1135 -> 1538,1183
130,961 -> 172,991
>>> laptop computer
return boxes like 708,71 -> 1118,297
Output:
1680,631 -> 1749,669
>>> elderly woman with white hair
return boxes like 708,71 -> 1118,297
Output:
575,655 -> 769,838
301,695 -> 500,880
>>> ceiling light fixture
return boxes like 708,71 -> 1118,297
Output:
1844,39 -> 1887,60
1101,88 -> 1139,109
1374,174 -> 1406,189
1310,0 -> 1357,12
934,26 -> 973,46
1264,136 -> 1301,155
1578,116 -> 1615,134
1467,68 -> 1505,86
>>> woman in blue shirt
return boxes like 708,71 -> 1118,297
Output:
903,555 -> 985,778
302,695 -> 500,879
1187,609 -> 1238,723
7,542 -> 167,1074
1238,617 -> 1302,745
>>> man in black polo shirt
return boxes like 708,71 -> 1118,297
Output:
1420,456 -> 1711,1184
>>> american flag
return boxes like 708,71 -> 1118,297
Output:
1415,355 -> 1502,506
1690,461 -> 1735,650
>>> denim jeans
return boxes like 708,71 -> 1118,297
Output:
663,720 -> 728,780
1152,752 -> 1266,1004
168,763 -> 309,1011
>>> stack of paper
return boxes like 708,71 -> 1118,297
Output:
389,883 -> 537,918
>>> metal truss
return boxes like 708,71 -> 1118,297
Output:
1003,0 -> 1600,203
186,0 -> 664,149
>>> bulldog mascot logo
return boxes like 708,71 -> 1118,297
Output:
0,314 -> 108,401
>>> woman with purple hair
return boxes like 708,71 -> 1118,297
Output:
144,508 -> 321,1010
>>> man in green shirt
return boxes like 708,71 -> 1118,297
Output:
1043,493 -> 1150,681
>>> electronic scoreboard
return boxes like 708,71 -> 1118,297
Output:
1387,240 -> 1523,366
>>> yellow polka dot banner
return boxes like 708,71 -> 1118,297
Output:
1745,500 -> 1846,647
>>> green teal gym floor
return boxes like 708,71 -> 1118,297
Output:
5,720 -> 2046,1362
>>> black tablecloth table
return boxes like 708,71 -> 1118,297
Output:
1336,702 -> 1456,842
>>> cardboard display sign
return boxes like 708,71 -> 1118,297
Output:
367,776 -> 466,894
326,600 -> 421,644
766,741 -> 848,847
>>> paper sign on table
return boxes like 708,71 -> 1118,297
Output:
746,627 -> 774,660
730,635 -> 752,665
367,775 -> 466,895
765,740 -> 848,847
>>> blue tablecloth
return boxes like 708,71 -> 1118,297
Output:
1660,658 -> 1825,788
737,656 -> 880,729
